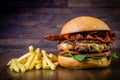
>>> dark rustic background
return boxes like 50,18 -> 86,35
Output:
0,0 -> 120,54
0,0 -> 120,80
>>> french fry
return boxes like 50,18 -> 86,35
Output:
54,62 -> 59,67
29,53 -> 39,70
35,60 -> 42,64
17,45 -> 34,63
42,54 -> 51,70
16,62 -> 26,73
35,60 -> 42,70
42,55 -> 47,69
36,48 -> 42,60
9,65 -> 13,71
35,64 -> 42,70
25,53 -> 35,70
19,58 -> 27,64
48,53 -> 58,62
42,50 -> 56,70
35,48 -> 40,53
11,59 -> 19,72
35,48 -> 42,60
7,59 -> 13,66
29,45 -> 34,53
42,65 -> 50,70
29,48 -> 41,70
17,53 -> 31,62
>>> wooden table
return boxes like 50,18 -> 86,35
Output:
0,25 -> 120,79
0,49 -> 120,80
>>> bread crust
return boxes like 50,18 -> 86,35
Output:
60,16 -> 110,35
58,55 -> 111,69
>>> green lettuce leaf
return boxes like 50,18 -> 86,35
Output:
62,52 -> 118,61
62,53 -> 86,61
63,52 -> 73,57
109,52 -> 118,58
73,54 -> 86,61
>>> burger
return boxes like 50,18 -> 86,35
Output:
44,16 -> 118,69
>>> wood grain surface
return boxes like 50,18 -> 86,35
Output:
0,0 -> 120,80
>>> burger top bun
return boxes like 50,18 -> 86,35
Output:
60,16 -> 110,35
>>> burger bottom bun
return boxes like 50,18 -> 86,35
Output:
58,55 -> 111,69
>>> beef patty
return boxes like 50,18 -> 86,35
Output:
57,40 -> 112,53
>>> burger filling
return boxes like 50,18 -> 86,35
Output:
57,40 -> 112,53
44,31 -> 118,61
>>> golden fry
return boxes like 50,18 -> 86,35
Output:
35,48 -> 42,60
35,48 -> 40,53
35,60 -> 42,64
19,58 -> 27,64
48,53 -> 58,62
29,53 -> 39,70
29,45 -> 34,53
17,62 -> 26,73
11,59 -> 19,72
42,65 -> 50,70
17,53 -> 31,62
9,65 -> 13,71
42,55 -> 47,69
7,59 -> 13,66
42,50 -> 56,70
35,64 -> 42,70
25,53 -> 35,70
54,62 -> 59,67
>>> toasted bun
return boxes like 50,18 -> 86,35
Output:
60,16 -> 110,35
58,55 -> 111,69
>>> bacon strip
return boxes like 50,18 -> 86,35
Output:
86,34 -> 94,39
76,34 -> 83,40
110,32 -> 116,41
44,34 -> 64,41
63,34 -> 70,40
43,31 -> 116,42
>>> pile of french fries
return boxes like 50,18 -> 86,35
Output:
7,46 -> 58,73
